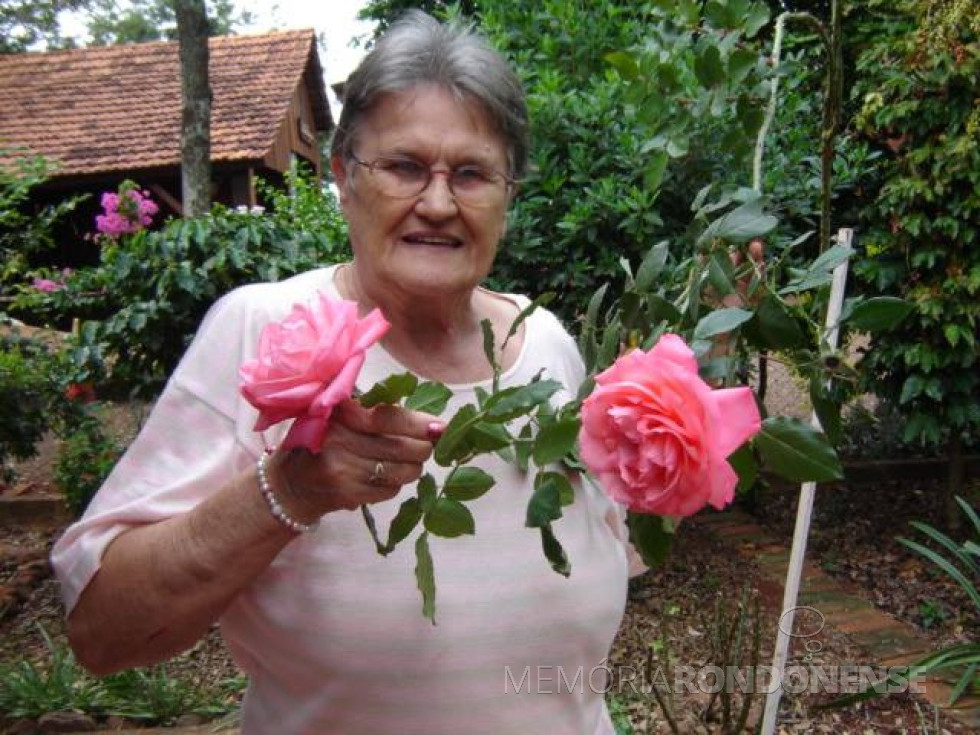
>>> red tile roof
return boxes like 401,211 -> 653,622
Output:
0,30 -> 332,177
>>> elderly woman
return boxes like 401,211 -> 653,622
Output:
53,11 -> 629,735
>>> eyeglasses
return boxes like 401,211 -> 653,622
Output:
350,153 -> 516,208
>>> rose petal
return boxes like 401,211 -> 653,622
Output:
707,386 -> 761,457
282,413 -> 332,453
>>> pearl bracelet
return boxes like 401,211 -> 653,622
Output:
256,450 -> 319,534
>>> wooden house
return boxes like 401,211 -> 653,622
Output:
0,29 -> 333,251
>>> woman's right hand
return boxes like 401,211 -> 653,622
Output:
265,399 -> 445,524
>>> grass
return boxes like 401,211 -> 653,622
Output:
0,624 -> 244,726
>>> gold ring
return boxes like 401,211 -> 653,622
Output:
368,461 -> 387,485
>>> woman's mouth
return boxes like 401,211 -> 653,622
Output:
403,233 -> 463,248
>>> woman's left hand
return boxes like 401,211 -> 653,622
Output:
265,399 -> 445,523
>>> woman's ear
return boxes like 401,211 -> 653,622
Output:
330,156 -> 349,205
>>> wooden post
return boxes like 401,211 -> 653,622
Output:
760,227 -> 853,734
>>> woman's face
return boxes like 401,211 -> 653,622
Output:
332,85 -> 512,303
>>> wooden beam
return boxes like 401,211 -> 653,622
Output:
147,183 -> 183,217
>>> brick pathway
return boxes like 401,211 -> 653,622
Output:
692,509 -> 980,730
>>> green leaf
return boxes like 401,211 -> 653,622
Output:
515,423 -> 534,473
359,372 -> 419,408
481,318 -> 498,376
586,283 -> 610,329
728,444 -> 759,494
469,421 -> 512,451
644,149 -> 669,192
444,467 -> 495,502
540,524 -> 571,577
385,497 -> 423,552
597,321 -> 622,368
526,472 -> 564,528
620,291 -> 644,331
417,473 -> 437,512
695,45 -> 726,88
424,497 -> 475,538
696,198 -> 777,246
503,292 -> 555,349
755,417 -> 843,482
809,376 -> 843,445
647,294 -> 682,325
744,2 -> 770,37
414,532 -> 436,624
619,256 -> 634,282
898,537 -> 980,610
844,297 -> 914,332
728,49 -> 758,83
693,307 -> 754,340
483,380 -> 562,422
532,416 -> 581,466
634,240 -> 670,292
628,512 -> 674,567
554,471 -> 575,506
405,381 -> 452,415
605,50 -> 640,80
778,245 -> 854,295
433,404 -> 478,466
749,294 -> 805,350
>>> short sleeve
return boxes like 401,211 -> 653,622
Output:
50,288 -> 268,614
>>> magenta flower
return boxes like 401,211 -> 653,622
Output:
95,183 -> 159,237
33,277 -> 64,293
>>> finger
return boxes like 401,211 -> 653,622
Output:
357,457 -> 425,490
335,399 -> 446,441
326,422 -> 434,464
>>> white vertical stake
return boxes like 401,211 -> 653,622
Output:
760,228 -> 853,734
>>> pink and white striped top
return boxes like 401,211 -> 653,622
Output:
52,266 -> 629,734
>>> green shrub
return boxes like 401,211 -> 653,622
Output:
53,409 -> 123,516
476,0 -> 776,320
0,324 -> 84,483
24,185 -> 349,399
0,345 -> 50,482
0,150 -> 87,304
850,0 -> 980,453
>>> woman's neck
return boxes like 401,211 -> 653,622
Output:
336,261 -> 512,383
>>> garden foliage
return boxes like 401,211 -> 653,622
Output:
0,151 -> 85,293
478,0 -> 775,319
18,165 -> 349,399
850,0 -> 980,451
0,625 -> 244,724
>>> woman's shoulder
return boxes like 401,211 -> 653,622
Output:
212,267 -> 338,321
174,266 -> 340,391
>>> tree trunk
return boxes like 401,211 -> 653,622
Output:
946,432 -> 964,532
174,0 -> 211,218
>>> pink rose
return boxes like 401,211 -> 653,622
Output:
578,334 -> 761,517
239,292 -> 390,452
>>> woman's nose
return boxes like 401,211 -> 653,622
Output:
414,171 -> 458,218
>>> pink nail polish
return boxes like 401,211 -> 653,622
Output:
427,422 -> 446,440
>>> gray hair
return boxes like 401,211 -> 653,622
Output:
330,10 -> 529,179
